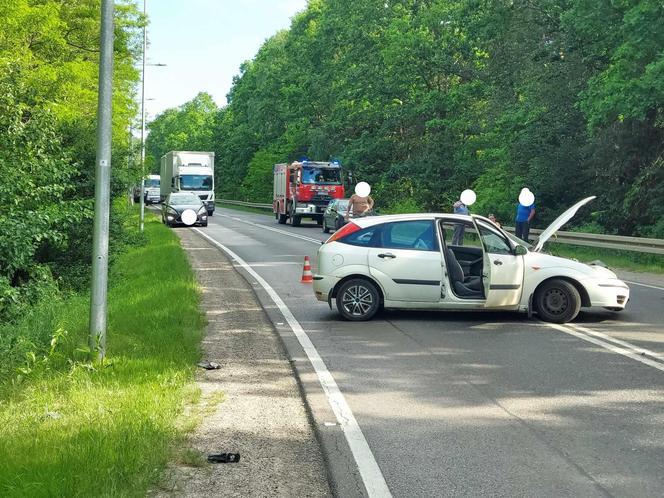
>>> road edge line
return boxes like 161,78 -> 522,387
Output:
192,227 -> 392,498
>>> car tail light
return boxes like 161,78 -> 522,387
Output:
325,221 -> 360,243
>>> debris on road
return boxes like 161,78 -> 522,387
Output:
207,453 -> 241,464
197,361 -> 221,370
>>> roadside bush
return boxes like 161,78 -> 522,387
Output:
0,88 -> 87,321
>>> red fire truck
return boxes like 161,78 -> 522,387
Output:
273,160 -> 345,226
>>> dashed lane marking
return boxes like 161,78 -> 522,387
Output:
545,322 -> 664,373
220,214 -> 323,245
192,227 -> 392,498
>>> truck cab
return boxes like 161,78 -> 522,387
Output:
273,160 -> 345,226
161,151 -> 215,215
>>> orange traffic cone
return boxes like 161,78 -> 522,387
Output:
301,256 -> 314,283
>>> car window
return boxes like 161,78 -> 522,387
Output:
477,222 -> 512,255
170,195 -> 201,206
440,220 -> 481,248
340,225 -> 380,247
379,221 -> 438,251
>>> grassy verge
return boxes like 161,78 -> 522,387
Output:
0,211 -> 204,497
546,243 -> 664,274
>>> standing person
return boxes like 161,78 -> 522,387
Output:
488,213 -> 501,228
345,183 -> 374,221
452,200 -> 469,245
515,198 -> 535,242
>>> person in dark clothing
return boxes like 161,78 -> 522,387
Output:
515,202 -> 535,242
452,200 -> 469,245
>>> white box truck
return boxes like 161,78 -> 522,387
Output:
160,151 -> 215,215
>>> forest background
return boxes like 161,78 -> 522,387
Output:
2,0 -> 663,322
147,0 -> 664,238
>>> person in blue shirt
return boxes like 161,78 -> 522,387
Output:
515,201 -> 535,242
452,200 -> 469,245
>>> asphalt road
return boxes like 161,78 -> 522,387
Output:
193,207 -> 664,498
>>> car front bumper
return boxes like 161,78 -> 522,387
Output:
166,212 -> 208,226
585,278 -> 630,308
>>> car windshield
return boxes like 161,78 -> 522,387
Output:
180,174 -> 212,191
505,231 -> 532,249
146,178 -> 160,187
170,195 -> 201,206
335,200 -> 350,212
301,168 -> 341,185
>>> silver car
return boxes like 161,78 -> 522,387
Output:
322,199 -> 350,233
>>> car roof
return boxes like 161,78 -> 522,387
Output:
351,212 -> 473,228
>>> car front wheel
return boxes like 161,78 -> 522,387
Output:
336,278 -> 380,321
535,279 -> 581,323
322,219 -> 330,233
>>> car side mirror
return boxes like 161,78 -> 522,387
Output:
514,245 -> 528,256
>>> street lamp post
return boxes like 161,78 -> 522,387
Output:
89,0 -> 114,359
139,0 -> 147,232
138,0 -> 165,232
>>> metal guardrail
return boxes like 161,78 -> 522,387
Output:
219,199 -> 272,210
218,199 -> 664,255
503,227 -> 664,255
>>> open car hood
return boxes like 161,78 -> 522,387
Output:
533,196 -> 595,252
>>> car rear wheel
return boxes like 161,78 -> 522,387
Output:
535,279 -> 581,323
322,219 -> 330,233
336,278 -> 380,321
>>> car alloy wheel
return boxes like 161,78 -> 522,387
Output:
535,279 -> 581,323
336,278 -> 380,321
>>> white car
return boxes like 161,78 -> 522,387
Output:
313,197 -> 629,323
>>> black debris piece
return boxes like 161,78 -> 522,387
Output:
207,453 -> 240,464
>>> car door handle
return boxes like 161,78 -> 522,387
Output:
493,260 -> 503,265
378,253 -> 396,259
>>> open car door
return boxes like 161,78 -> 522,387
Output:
472,216 -> 525,308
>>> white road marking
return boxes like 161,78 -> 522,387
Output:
624,280 -> 664,291
192,227 -> 392,498
568,323 -> 664,362
545,323 -> 664,373
221,214 -> 323,244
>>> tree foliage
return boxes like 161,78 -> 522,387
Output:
148,0 -> 663,236
0,0 -> 142,320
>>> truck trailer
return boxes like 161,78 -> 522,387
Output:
160,151 -> 215,215
273,160 -> 345,226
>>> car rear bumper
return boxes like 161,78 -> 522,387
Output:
313,275 -> 339,302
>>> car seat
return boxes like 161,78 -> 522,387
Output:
446,249 -> 484,298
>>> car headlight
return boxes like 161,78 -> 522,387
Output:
198,206 -> 207,214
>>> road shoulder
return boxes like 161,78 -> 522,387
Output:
151,228 -> 331,497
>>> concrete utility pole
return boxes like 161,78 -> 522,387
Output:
89,0 -> 114,360
139,0 -> 147,232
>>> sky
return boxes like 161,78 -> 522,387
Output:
140,0 -> 308,121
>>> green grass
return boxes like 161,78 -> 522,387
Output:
0,212 -> 205,497
545,243 -> 664,274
